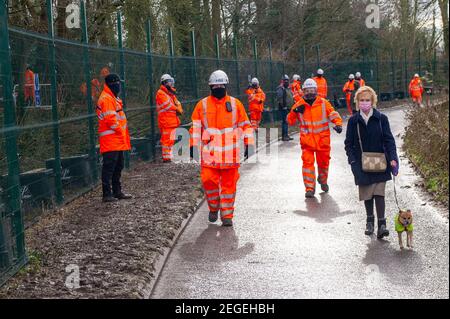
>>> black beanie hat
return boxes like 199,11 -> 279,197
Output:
105,73 -> 121,84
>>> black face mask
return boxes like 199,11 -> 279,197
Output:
211,87 -> 226,99
107,82 -> 121,97
304,94 -> 317,105
252,84 -> 258,89
283,81 -> 289,88
165,84 -> 175,93
316,75 -> 323,78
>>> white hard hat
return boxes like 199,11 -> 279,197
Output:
293,74 -> 301,81
303,78 -> 318,90
161,74 -> 174,83
414,73 -> 420,77
251,78 -> 259,85
209,70 -> 229,85
317,68 -> 324,75
349,74 -> 355,80
355,72 -> 361,78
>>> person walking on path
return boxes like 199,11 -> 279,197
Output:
277,75 -> 295,141
344,86 -> 399,239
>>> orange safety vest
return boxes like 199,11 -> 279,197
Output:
409,78 -> 423,97
190,95 -> 253,169
357,78 -> 366,87
245,87 -> 266,112
156,85 -> 183,129
96,84 -> 131,154
291,80 -> 303,102
343,80 -> 357,96
312,76 -> 328,99
24,69 -> 35,95
287,96 -> 342,151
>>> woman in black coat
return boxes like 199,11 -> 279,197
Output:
344,86 -> 399,239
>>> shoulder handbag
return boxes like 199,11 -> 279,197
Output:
357,119 -> 387,173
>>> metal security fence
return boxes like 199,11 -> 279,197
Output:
1,1 -> 448,286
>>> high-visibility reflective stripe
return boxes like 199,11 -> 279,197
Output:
304,182 -> 315,188
220,193 -> 236,199
204,143 -> 240,152
99,130 -> 115,137
303,168 -> 315,174
238,121 -> 251,127
207,196 -> 220,201
205,189 -> 219,195
230,97 -> 237,128
205,127 -> 235,135
202,98 -> 209,129
157,99 -> 171,110
110,124 -> 119,129
159,105 -> 176,114
98,110 -> 116,120
122,124 -> 127,130
221,202 -> 235,208
311,126 -> 329,134
303,176 -> 315,183
208,202 -> 220,209
193,121 -> 202,128
192,133 -> 201,139
302,118 -> 329,126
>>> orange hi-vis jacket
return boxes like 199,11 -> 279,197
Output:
156,85 -> 183,129
287,96 -> 342,151
24,69 -> 35,98
291,80 -> 303,102
190,95 -> 254,169
96,85 -> 131,154
245,87 -> 266,112
343,80 -> 357,94
80,78 -> 102,100
409,78 -> 423,97
313,76 -> 328,99
357,78 -> 366,87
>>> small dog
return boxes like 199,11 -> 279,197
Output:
395,209 -> 414,250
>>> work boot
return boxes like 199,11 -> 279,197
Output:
377,218 -> 389,239
305,190 -> 315,198
103,196 -> 118,203
320,183 -> 329,192
114,193 -> 133,200
208,211 -> 218,223
222,218 -> 233,227
365,216 -> 375,236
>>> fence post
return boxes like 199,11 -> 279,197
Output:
215,34 -> 220,69
117,11 -> 130,168
268,41 -> 275,109
0,0 -> 26,271
433,48 -> 437,84
145,19 -> 156,159
375,48 -> 380,94
418,47 -> 421,76
253,39 -> 258,78
46,0 -> 64,204
390,49 -> 395,95
191,30 -> 199,98
168,28 -> 175,76
316,44 -> 321,69
404,49 -> 408,95
233,35 -> 240,96
302,45 -> 306,76
80,0 -> 98,183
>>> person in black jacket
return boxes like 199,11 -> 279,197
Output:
276,75 -> 295,141
344,86 -> 399,239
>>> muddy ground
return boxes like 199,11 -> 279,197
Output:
0,160 -> 203,298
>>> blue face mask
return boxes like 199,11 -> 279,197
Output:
107,81 -> 121,97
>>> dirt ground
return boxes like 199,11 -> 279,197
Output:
0,160 -> 202,298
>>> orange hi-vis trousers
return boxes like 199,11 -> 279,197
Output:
160,127 -> 176,161
249,110 -> 263,130
301,148 -> 330,192
201,167 -> 240,220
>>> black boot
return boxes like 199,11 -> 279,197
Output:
365,216 -> 374,236
377,218 -> 389,239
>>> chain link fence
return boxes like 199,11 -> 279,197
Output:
1,2 -> 448,287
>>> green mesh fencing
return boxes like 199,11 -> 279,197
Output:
1,2 -> 449,287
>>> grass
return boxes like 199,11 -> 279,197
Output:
403,99 -> 449,206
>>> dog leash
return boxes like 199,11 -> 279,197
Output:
393,175 -> 401,210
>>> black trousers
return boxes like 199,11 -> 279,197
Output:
279,108 -> 289,138
102,151 -> 124,197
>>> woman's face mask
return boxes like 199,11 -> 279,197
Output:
359,99 -> 372,113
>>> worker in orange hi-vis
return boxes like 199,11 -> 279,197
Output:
312,68 -> 328,99
343,74 -> 360,116
355,72 -> 365,87
156,74 -> 183,162
80,66 -> 110,104
291,74 -> 303,102
190,70 -> 254,227
409,74 -> 424,108
245,77 -> 266,131
287,79 -> 343,198
24,65 -> 35,106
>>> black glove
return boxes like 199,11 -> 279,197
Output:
333,126 -> 343,134
244,145 -> 249,160
293,104 -> 306,114
190,146 -> 194,159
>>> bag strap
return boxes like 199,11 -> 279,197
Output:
356,121 -> 364,153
